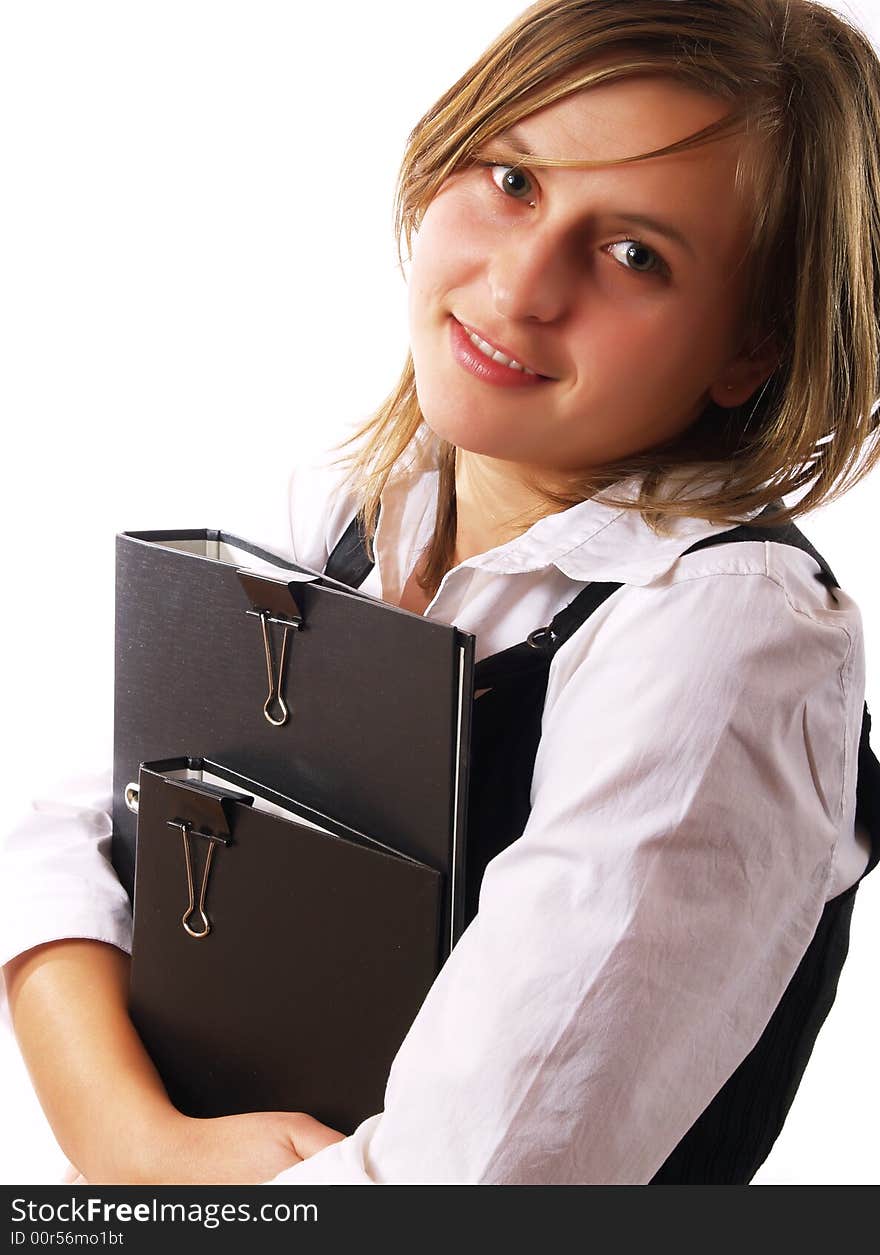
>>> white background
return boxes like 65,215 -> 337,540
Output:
1,0 -> 878,1184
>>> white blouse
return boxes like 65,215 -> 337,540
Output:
0,430 -> 871,1185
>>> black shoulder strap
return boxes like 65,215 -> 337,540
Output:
323,510 -> 376,588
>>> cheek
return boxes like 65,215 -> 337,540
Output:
597,294 -> 730,379
563,300 -> 729,427
409,189 -> 487,299
408,232 -> 456,346
569,300 -> 690,373
410,198 -> 453,273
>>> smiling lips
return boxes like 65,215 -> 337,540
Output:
450,317 -> 554,388
460,322 -> 539,374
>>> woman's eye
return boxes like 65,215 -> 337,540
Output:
487,162 -> 535,201
606,239 -> 665,276
479,162 -> 667,277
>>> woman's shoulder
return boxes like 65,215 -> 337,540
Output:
539,524 -> 868,896
546,520 -> 865,795
659,526 -> 863,645
575,527 -> 862,695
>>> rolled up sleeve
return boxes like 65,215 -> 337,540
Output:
0,768 -> 133,985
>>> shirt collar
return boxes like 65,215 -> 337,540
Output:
382,426 -> 769,588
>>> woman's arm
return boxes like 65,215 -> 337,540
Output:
3,940 -> 343,1183
3,939 -> 181,1183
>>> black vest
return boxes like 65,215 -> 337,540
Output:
324,504 -> 880,1185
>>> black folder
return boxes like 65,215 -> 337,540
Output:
112,528 -> 476,957
128,757 -> 442,1132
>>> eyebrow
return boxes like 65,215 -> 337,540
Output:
602,211 -> 697,260
488,128 -> 698,261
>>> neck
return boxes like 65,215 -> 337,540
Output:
452,449 -> 572,566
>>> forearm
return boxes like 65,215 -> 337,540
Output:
2,939 -> 181,1184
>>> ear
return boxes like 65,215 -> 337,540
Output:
709,332 -> 781,409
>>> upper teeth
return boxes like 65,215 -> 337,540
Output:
466,329 -> 537,375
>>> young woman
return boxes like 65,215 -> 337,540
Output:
2,0 -> 880,1185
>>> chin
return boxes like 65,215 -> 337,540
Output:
418,405 -> 527,461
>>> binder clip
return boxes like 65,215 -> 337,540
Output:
236,570 -> 305,727
164,777 -> 251,940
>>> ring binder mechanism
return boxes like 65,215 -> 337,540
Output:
236,570 -> 305,727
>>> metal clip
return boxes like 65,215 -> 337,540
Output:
256,610 -> 294,727
167,819 -> 230,939
236,570 -> 305,727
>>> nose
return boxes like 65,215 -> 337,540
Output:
487,221 -> 572,324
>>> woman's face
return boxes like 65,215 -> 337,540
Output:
407,74 -> 775,477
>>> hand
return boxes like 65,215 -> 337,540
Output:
89,1109 -> 346,1185
164,1109 -> 346,1185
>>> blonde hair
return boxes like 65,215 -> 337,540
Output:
326,0 -> 880,597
